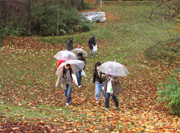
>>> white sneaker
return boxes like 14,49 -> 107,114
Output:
66,103 -> 69,106
113,106 -> 118,110
105,108 -> 109,111
78,85 -> 82,88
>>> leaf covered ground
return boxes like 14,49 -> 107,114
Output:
1,2 -> 180,133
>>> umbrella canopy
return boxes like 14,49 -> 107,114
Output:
71,48 -> 88,57
53,50 -> 77,60
55,60 -> 85,75
98,61 -> 129,76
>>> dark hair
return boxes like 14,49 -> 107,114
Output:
94,62 -> 101,70
78,52 -> 83,57
62,64 -> 73,78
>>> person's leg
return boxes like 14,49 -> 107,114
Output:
112,95 -> 119,107
105,92 -> 110,108
76,71 -> 81,86
66,84 -> 72,104
79,70 -> 82,85
63,88 -> 67,97
100,83 -> 105,98
95,82 -> 100,102
90,49 -> 94,58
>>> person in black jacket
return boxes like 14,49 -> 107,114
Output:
93,62 -> 105,104
88,35 -> 96,58
76,52 -> 86,88
66,37 -> 73,51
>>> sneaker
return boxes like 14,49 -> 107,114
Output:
78,85 -> 82,88
95,99 -> 100,104
105,108 -> 109,111
66,103 -> 69,106
113,106 -> 118,110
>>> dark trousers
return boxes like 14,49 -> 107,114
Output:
105,92 -> 119,108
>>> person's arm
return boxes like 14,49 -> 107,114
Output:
66,41 -> 69,50
110,76 -> 119,83
83,57 -> 86,70
94,38 -> 96,45
88,38 -> 93,46
55,70 -> 62,87
101,73 -> 106,81
55,76 -> 60,87
100,72 -> 105,81
93,71 -> 96,83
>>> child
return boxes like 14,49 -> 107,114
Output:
55,64 -> 74,106
102,65 -> 123,111
76,52 -> 86,88
93,62 -> 105,104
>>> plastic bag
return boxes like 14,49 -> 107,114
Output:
81,70 -> 86,77
106,80 -> 113,93
72,74 -> 78,86
93,44 -> 97,52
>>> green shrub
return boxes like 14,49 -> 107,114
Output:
157,69 -> 180,114
31,3 -> 92,36
0,2 -> 93,37
84,2 -> 93,10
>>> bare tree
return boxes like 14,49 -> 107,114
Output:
27,0 -> 32,35
77,0 -> 84,11
56,0 -> 60,36
4,0 -> 8,26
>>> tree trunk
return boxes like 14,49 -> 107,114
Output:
4,0 -> 8,26
71,0 -> 76,7
77,0 -> 84,10
57,0 -> 60,36
27,0 -> 31,35
67,0 -> 70,8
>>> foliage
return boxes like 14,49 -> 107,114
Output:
31,3 -> 92,36
157,69 -> 180,114
0,1 -> 92,37
1,3 -> 180,132
83,2 -> 93,10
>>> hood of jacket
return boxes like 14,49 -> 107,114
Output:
69,37 -> 73,42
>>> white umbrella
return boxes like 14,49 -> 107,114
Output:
71,48 -> 88,57
53,50 -> 77,60
55,60 -> 85,75
98,61 -> 129,76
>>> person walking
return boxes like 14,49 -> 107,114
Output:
66,37 -> 73,51
55,64 -> 74,106
102,65 -> 123,111
88,35 -> 96,58
93,62 -> 105,104
76,52 -> 86,88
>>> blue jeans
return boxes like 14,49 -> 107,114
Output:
76,70 -> 82,86
90,49 -> 94,58
63,84 -> 72,103
105,92 -> 119,108
95,82 -> 105,100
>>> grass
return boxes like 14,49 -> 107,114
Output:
39,26 -> 114,45
1,1 -> 180,132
